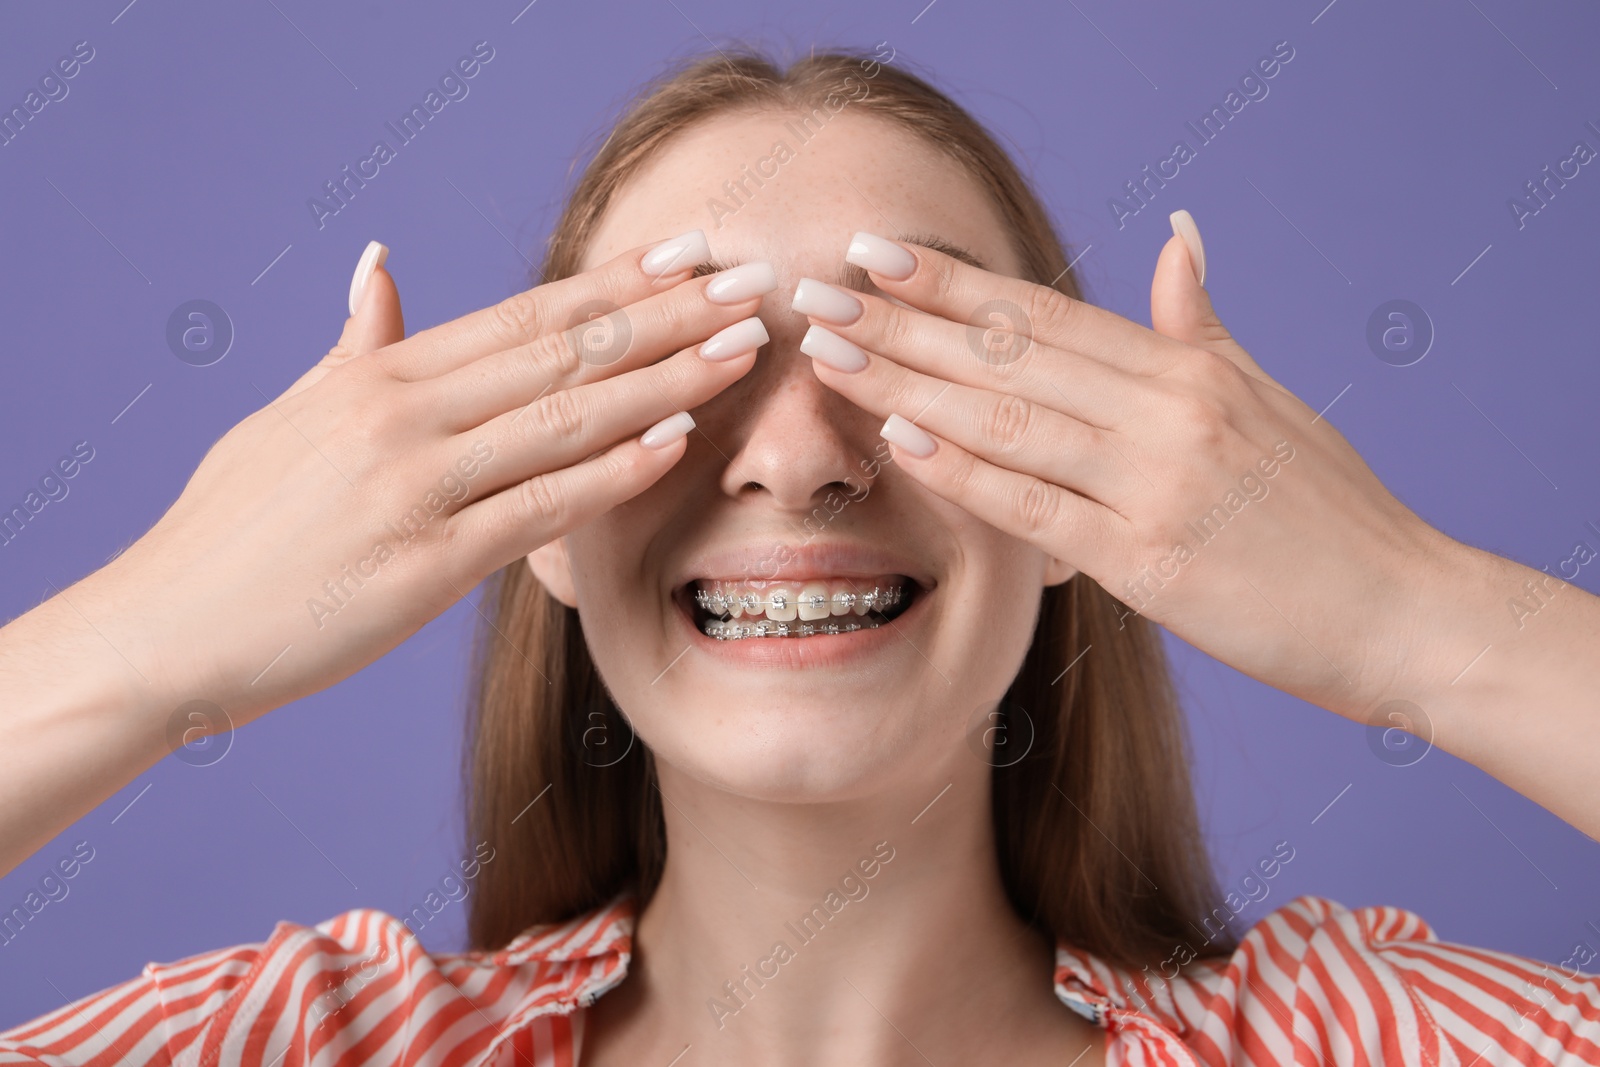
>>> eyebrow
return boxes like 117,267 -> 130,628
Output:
692,232 -> 988,291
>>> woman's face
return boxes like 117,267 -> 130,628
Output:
532,108 -> 1069,802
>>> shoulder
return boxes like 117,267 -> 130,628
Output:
1054,895 -> 1600,1066
0,899 -> 634,1065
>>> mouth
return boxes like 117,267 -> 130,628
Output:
680,575 -> 919,640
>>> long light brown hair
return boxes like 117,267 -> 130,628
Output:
463,46 -> 1229,968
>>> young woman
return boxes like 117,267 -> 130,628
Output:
2,47 -> 1597,1066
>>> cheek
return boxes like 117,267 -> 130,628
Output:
564,508 -> 681,679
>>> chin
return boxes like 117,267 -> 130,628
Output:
652,707 -> 927,804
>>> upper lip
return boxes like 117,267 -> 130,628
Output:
670,540 -> 936,590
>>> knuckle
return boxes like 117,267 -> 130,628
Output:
319,343 -> 355,370
875,366 -> 922,415
340,386 -> 405,449
983,394 -> 1034,453
526,328 -> 584,384
596,443 -> 637,485
534,388 -> 588,442
492,292 -> 543,345
932,262 -> 962,305
515,474 -> 564,527
944,446 -> 983,499
325,348 -> 383,391
1021,283 -> 1076,341
1015,478 -> 1059,536
1170,390 -> 1225,446
652,291 -> 695,337
1187,346 -> 1236,388
876,305 -> 916,355
648,349 -> 699,395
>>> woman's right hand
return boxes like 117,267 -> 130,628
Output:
0,231 -> 772,873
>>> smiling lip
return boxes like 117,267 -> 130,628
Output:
670,541 -> 935,592
675,579 -> 929,668
667,540 -> 935,668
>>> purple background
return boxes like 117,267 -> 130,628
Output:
3,0 -> 1599,1026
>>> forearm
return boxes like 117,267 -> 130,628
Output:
0,582 -> 172,877
1408,541 -> 1600,839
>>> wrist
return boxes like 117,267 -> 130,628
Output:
0,584 -> 178,874
1400,536 -> 1512,712
2,579 -> 173,760
1389,537 -> 1600,832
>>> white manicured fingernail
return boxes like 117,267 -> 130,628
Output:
1169,209 -> 1206,287
845,231 -> 916,281
642,411 -> 695,450
700,316 -> 769,361
880,413 -> 936,458
800,324 -> 867,373
348,240 -> 389,316
705,261 -> 778,304
792,277 -> 863,325
642,229 -> 711,277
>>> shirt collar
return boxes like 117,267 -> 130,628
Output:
492,893 -> 635,1013
1053,941 -> 1226,1038
497,894 -> 1211,1036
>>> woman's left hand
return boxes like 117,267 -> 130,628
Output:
800,218 -> 1480,725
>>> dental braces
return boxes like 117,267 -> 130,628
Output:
703,616 -> 887,640
693,585 -> 904,617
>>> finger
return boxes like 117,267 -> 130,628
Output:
874,414 -> 1125,573
452,342 -> 758,500
794,278 -> 1139,431
807,342 -> 1133,509
342,265 -> 405,355
376,229 -> 716,381
447,419 -> 695,572
840,231 -> 1182,375
1152,211 -> 1274,385
426,263 -> 775,430
283,241 -> 404,400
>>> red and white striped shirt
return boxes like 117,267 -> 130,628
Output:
3,894 -> 1597,1065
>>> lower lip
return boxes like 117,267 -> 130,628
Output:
675,587 -> 930,669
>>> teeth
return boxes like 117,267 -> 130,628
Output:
798,582 -> 831,621
692,580 -> 907,638
766,588 -> 798,622
704,616 -> 886,640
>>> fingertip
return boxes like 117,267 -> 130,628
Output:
845,231 -> 917,282
641,410 -> 695,451
641,228 -> 712,278
364,264 -> 403,324
348,240 -> 390,317
1167,209 -> 1206,287
338,261 -> 405,356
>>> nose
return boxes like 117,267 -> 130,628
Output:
709,315 -> 876,511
